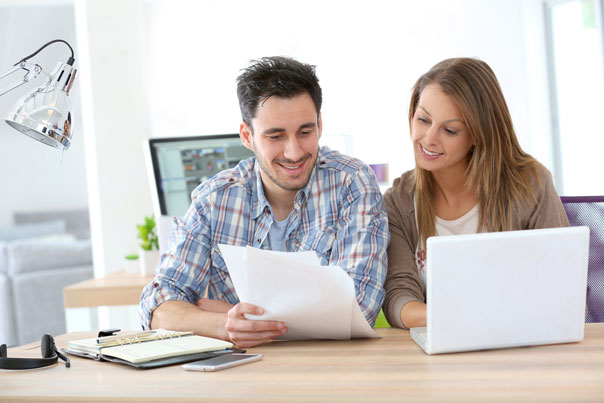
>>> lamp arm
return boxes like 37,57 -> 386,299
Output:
0,61 -> 49,97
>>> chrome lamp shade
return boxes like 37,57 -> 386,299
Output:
5,62 -> 77,151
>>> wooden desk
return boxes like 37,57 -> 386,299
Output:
63,271 -> 154,308
2,325 -> 604,402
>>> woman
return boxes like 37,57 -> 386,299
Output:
383,58 -> 569,329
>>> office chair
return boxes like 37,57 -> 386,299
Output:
561,196 -> 604,323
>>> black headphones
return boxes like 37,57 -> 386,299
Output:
0,334 -> 70,370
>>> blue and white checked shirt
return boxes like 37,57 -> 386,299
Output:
139,147 -> 389,328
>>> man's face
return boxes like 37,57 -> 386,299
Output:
240,93 -> 322,198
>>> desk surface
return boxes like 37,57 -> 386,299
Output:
2,325 -> 604,402
63,271 -> 154,308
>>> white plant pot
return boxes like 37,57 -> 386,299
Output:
139,249 -> 160,276
124,258 -> 140,274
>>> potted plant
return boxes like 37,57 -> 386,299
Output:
137,215 -> 160,276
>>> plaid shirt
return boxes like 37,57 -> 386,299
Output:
139,147 -> 389,328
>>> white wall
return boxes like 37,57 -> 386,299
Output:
0,3 -> 88,227
144,0 -> 554,182
75,0 -> 153,277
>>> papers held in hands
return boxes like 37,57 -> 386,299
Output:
64,329 -> 236,369
218,244 -> 379,340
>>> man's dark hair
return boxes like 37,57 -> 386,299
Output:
236,56 -> 322,130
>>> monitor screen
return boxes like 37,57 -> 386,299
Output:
148,134 -> 254,217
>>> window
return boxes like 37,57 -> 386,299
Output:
546,0 -> 604,195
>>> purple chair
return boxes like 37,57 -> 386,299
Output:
561,196 -> 604,323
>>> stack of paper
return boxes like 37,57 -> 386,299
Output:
219,245 -> 379,340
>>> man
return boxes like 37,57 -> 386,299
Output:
140,56 -> 389,347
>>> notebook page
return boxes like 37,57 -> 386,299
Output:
100,335 -> 233,364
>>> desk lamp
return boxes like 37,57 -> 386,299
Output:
0,39 -> 77,151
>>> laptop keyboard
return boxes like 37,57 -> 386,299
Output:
414,327 -> 427,343
410,326 -> 428,351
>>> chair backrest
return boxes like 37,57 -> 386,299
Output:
561,196 -> 604,323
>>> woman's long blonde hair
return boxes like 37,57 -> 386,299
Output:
410,58 -> 541,247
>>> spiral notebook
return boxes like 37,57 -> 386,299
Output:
63,329 -> 238,369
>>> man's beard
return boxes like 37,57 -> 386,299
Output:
253,145 -> 319,192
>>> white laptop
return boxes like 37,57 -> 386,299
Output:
410,226 -> 589,354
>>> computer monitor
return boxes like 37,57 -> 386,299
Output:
144,134 -> 254,251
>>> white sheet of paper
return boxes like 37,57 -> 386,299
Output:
218,244 -> 249,301
246,246 -> 352,340
263,249 -> 321,266
218,245 -> 321,302
217,244 -> 379,340
351,299 -> 379,338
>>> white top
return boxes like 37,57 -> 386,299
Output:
415,203 -> 481,285
435,203 -> 480,236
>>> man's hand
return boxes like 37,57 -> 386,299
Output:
224,303 -> 287,348
194,299 -> 287,347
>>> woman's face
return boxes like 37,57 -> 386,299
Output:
411,84 -> 474,176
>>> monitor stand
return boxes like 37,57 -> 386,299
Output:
157,215 -> 175,252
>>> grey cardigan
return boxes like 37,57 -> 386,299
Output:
382,165 -> 570,329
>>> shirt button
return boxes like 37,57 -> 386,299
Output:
256,239 -> 261,244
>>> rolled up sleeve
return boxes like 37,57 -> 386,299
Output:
139,201 -> 214,329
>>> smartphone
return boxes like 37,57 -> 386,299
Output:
182,354 -> 262,372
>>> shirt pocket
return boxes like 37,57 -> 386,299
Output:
294,226 -> 337,264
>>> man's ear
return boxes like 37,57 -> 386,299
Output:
239,122 -> 254,152
317,113 -> 322,140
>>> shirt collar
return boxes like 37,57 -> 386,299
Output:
252,161 -> 271,219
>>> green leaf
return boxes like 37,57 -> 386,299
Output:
136,214 -> 159,251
